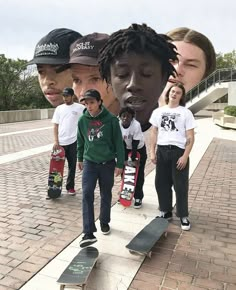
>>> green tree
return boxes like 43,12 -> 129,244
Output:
0,54 -> 50,111
216,50 -> 236,69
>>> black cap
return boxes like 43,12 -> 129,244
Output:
29,28 -> 82,65
69,33 -> 109,66
62,87 -> 74,96
80,89 -> 101,102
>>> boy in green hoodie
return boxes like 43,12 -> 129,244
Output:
77,89 -> 124,247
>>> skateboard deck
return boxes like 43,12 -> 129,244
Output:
126,218 -> 168,257
120,151 -> 140,207
47,146 -> 65,199
57,246 -> 99,290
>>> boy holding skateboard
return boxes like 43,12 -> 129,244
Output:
77,89 -> 124,247
51,87 -> 84,197
119,107 -> 147,208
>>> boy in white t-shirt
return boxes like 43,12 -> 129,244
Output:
149,83 -> 196,230
51,87 -> 84,197
119,107 -> 147,208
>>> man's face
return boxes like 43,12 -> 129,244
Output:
63,95 -> 73,105
84,98 -> 101,116
167,42 -> 206,92
71,64 -> 117,112
168,86 -> 183,105
110,52 -> 166,129
159,41 -> 206,107
37,64 -> 73,107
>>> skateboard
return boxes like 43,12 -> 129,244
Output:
47,146 -> 65,199
119,151 -> 140,207
57,246 -> 99,290
126,218 -> 168,257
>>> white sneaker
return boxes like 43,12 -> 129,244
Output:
180,217 -> 191,231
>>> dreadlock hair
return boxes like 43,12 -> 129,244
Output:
98,23 -> 178,84
165,82 -> 186,106
119,107 -> 135,118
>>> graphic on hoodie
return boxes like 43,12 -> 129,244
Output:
161,113 -> 179,132
88,120 -> 104,141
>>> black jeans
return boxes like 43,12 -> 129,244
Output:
155,145 -> 189,217
125,145 -> 147,200
82,159 -> 116,234
62,141 -> 77,190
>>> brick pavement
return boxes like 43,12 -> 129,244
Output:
1,120 -> 236,290
0,121 -> 155,290
129,138 -> 236,290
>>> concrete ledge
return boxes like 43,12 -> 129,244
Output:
213,111 -> 236,129
0,108 -> 55,124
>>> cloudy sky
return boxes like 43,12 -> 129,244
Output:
1,0 -> 235,61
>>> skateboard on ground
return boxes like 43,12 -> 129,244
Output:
126,218 -> 168,257
47,146 -> 65,199
57,246 -> 99,290
119,151 -> 140,207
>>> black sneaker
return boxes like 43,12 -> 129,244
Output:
180,217 -> 191,231
156,211 -> 173,220
100,223 -> 110,235
134,199 -> 142,209
79,233 -> 97,248
117,199 -> 120,204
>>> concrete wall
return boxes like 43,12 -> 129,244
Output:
213,111 -> 236,129
228,82 -> 236,106
0,108 -> 55,124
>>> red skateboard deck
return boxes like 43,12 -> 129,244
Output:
47,146 -> 65,199
119,152 -> 140,207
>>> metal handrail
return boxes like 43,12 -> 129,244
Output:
186,68 -> 236,103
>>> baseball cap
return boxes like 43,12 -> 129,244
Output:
69,33 -> 109,66
80,89 -> 102,102
28,28 -> 82,65
62,87 -> 74,96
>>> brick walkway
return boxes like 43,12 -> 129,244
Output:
129,138 -> 236,290
0,120 -> 236,290
0,120 -> 154,290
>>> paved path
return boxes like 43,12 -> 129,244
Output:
0,118 -> 235,290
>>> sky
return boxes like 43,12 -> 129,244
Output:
0,0 -> 235,61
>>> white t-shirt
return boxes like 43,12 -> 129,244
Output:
52,103 -> 84,146
119,119 -> 145,149
149,105 -> 196,149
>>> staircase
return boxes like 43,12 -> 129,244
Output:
185,68 -> 236,114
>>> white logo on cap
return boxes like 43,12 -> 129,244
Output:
72,41 -> 94,53
35,43 -> 59,56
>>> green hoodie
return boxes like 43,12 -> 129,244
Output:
77,106 -> 125,168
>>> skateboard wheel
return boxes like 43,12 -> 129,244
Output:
147,251 -> 152,258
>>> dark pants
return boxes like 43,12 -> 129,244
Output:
155,145 -> 189,217
82,159 -> 116,234
125,145 -> 147,200
62,141 -> 77,190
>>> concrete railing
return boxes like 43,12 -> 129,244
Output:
0,108 -> 55,124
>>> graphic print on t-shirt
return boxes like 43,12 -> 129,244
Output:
88,120 -> 104,141
161,113 -> 179,131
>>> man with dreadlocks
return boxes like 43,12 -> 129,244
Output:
98,23 -> 178,132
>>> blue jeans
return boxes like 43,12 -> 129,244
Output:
82,159 -> 116,234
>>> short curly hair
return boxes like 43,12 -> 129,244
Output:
98,23 -> 178,83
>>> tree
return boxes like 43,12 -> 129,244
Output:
0,54 -> 50,111
216,50 -> 236,69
